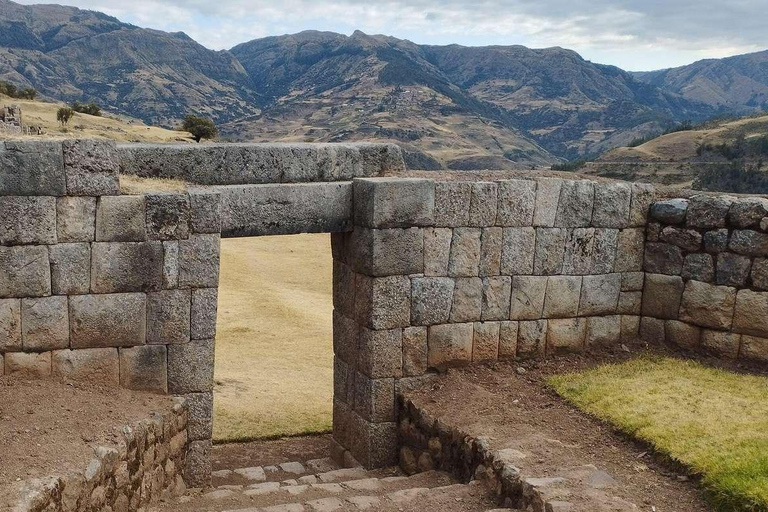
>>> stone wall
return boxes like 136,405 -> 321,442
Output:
641,195 -> 768,362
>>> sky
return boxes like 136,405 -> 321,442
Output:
18,0 -> 768,71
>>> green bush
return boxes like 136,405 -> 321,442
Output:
56,106 -> 75,126
0,80 -> 37,100
182,114 -> 218,143
71,101 -> 102,116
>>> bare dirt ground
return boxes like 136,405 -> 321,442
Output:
212,434 -> 332,471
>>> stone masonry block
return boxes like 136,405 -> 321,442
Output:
716,253 -> 751,287
162,241 -> 179,289
496,179 -> 536,226
644,242 -> 683,275
0,299 -> 21,351
621,315 -> 641,338
448,228 -> 481,277
334,357 -> 354,405
628,183 -> 655,226
402,326 -> 428,376
618,291 -> 642,315
70,293 -> 146,348
740,336 -> 768,363
333,261 -> 356,317
562,228 -> 594,275
579,273 -> 620,316
615,228 -> 645,272
333,311 -> 359,365
355,275 -> 410,330
51,348 -> 119,385
479,227 -> 502,276
357,327 -> 402,378
639,316 -> 665,343
679,280 -> 736,330
179,234 -> 221,288
354,178 -> 435,228
733,289 -> 768,337
472,321 -> 500,362
533,178 -> 563,227
534,228 -> 566,275
704,229 -> 729,253
586,315 -> 621,346
185,440 -> 212,488
686,195 -> 734,229
543,276 -> 582,318
555,180 -> 594,228
510,276 -> 547,320
500,227 -> 536,275
411,277 -> 454,325
481,276 -> 512,321
57,196 -> 97,242
592,182 -> 631,228
0,355 -> 3,377
498,321 -> 518,358
423,228 -> 452,276
660,226 -> 702,251
469,182 -> 498,227
349,414 -> 398,469
621,272 -> 644,291
184,392 -> 214,441
682,253 -> 714,282
729,229 -> 768,256
168,338 -> 215,393
592,229 -> 618,274
427,323 -> 473,369
22,296 -> 69,351
49,243 -> 91,295
642,274 -> 684,320
701,330 -> 741,359
63,139 -> 120,196
5,351 -> 51,378
118,345 -> 167,392
450,277 -> 483,323
650,199 -> 688,224
517,320 -> 546,358
0,140 -> 65,196
91,241 -> 164,293
95,196 -> 147,242
752,258 -> 768,290
729,197 -> 768,229
0,246 -> 51,298
0,196 -> 56,245
434,182 -> 471,227
189,190 -> 222,234
354,374 -> 395,423
547,318 -> 586,354
147,289 -> 191,344
145,193 -> 191,240
191,288 -> 218,340
665,320 -> 701,350
352,227 -> 424,276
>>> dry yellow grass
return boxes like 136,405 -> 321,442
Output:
213,234 -> 334,442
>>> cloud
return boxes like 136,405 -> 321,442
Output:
14,0 -> 768,69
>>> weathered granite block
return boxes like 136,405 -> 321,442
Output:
146,193 -> 191,240
660,226 -> 702,251
562,228 -> 594,275
5,351 -> 51,378
533,178 -> 563,227
189,190 -> 222,234
334,357 -> 354,405
621,272 -> 644,291
118,345 -> 167,392
352,227 -> 424,276
354,374 -> 395,423
354,178 -> 434,228
472,321 -> 500,361
402,326 -> 428,376
534,228 -> 565,275
500,227 -> 536,275
621,315 -> 641,338
0,196 -> 56,245
644,242 -> 684,275
411,277 -> 454,325
0,299 -> 21,351
469,182 -> 498,227
481,276 -> 512,321
48,243 -> 90,295
517,320 -> 546,358
423,227 -> 452,277
184,392 -> 214,441
642,274 -> 684,320
333,398 -> 353,449
555,180 -> 594,227
592,229 -> 618,274
52,348 -> 119,385
333,261 -> 356,317
510,276 -> 547,320
448,227 -> 481,277
91,241 -> 164,293
716,253 -> 751,287
497,179 -> 536,226
185,440 -> 212,488
682,253 -> 714,282
70,293 -> 146,348
162,241 -> 180,289
178,234 -> 220,288
190,288 -> 218,342
740,335 -> 768,363
665,320 -> 701,350
147,289 -> 191,345
701,330 -> 741,359
0,140 -> 66,196
57,196 -> 97,242
729,197 -> 768,229
479,227 -> 502,276
579,274 -> 621,316
95,196 -> 147,242
704,229 -> 729,253
733,289 -> 768,337
63,139 -> 120,196
629,183 -> 655,226
349,414 -> 398,469
647,222 -> 661,242
333,311 -> 359,365
687,195 -> 734,229
357,327 -> 403,378
650,198 -> 687,224
679,281 -> 736,329
614,228 -> 645,272
618,291 -> 642,314
547,318 -> 586,354
427,323 -> 473,368
639,316 -> 665,343
22,296 -> 69,351
450,277 -> 483,323
0,246 -> 51,298
752,258 -> 768,290
592,182 -> 631,228
499,321 -> 518,358
434,182 -> 471,227
168,338 -> 215,393
586,315 -> 621,346
355,275 -> 411,329
729,229 -> 768,256
543,276 -> 582,318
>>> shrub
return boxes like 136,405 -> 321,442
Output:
71,101 -> 102,116
182,114 -> 217,143
0,80 -> 37,100
56,106 -> 75,126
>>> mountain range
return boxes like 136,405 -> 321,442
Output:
0,0 -> 766,169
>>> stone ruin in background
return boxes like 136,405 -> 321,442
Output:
0,105 -> 44,135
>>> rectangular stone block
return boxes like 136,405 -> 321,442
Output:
145,193 -> 191,240
411,277 -> 454,325
468,182 -> 498,227
52,348 -> 119,385
621,315 -> 641,338
679,280 -> 736,330
357,327 -> 402,378
592,182 -> 631,228
423,228 -> 452,276
355,275 -> 411,330
179,234 -> 221,288
479,227 -> 502,276
547,318 -> 586,354
5,351 -> 51,378
0,298 -> 21,351
555,180 -> 594,228
686,195 -> 733,229
533,178 -> 562,227
0,196 -> 56,245
733,289 -> 768,337
402,326 -> 428,376
586,315 -> 621,346
592,229 -> 619,274
751,258 -> 768,290
354,373 -> 395,422
642,274 -> 684,320
191,288 -> 218,340
57,196 -> 97,242
185,440 -> 212,488
184,392 -> 214,441
450,277 -> 483,323
618,291 -> 642,314
49,243 -> 91,295
510,276 -> 547,320
644,242 -> 684,275
614,229 -> 645,272
500,227 -> 536,275
729,229 -> 768,256
499,321 -> 518,358
63,139 -> 120,196
70,293 -> 146,348
0,354 -> 3,376
639,316 -> 665,343
716,253 -> 751,287
189,189 -> 222,234
628,183 -> 655,226
0,140 -> 66,196
448,228 -> 481,277
22,296 -> 69,351
91,241 -> 164,293
162,241 -> 179,289
481,276 -> 512,321
729,197 -> 768,228
472,321 -> 500,362
333,311 -> 359,365
147,289 -> 191,344
168,338 -> 215,393
349,414 -> 398,469
704,229 -> 729,253
701,330 -> 741,359
621,272 -> 644,291
543,276 -> 582,318
353,178 -> 434,228
434,182 -> 471,227
534,228 -> 566,275
0,246 -> 51,298
427,323 -> 473,369
496,179 -> 536,226
333,261 -> 356,318
562,228 -> 594,275
95,195 -> 147,242
517,319 -> 546,358
351,227 -> 424,276
119,345 -> 167,392
334,357 -> 354,404
740,335 -> 768,363
665,320 -> 701,350
579,273 -> 621,316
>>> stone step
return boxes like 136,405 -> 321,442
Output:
212,459 -> 351,487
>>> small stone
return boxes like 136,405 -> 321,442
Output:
660,226 -> 702,251
729,197 -> 768,228
279,462 -> 306,474
644,242 -> 683,275
729,229 -> 768,256
687,195 -> 734,228
650,198 -> 688,224
681,253 -> 714,282
234,466 -> 266,481
716,253 -> 751,287
704,229 -> 729,253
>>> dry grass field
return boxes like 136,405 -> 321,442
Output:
213,234 -> 335,443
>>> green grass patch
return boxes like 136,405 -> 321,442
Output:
549,357 -> 768,511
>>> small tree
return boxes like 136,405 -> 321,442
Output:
182,114 -> 217,143
57,106 -> 75,125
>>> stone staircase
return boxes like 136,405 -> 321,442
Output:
150,456 -> 507,512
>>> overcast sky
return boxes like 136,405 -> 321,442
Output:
19,0 -> 768,71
